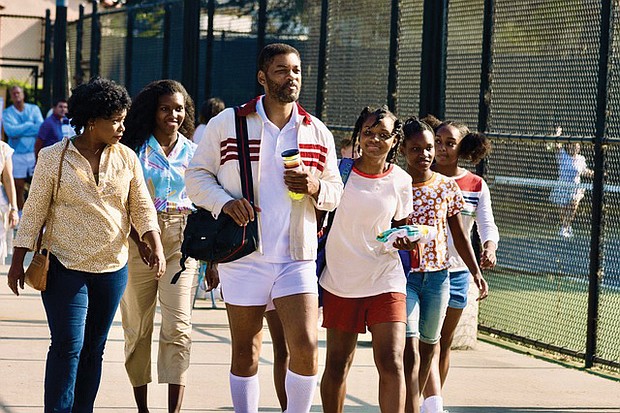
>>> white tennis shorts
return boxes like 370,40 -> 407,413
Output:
218,252 -> 318,307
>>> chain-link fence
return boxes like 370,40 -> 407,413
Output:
45,0 -> 620,373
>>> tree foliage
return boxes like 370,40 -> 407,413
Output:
123,0 -> 309,35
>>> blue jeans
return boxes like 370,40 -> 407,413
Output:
405,269 -> 450,344
41,254 -> 127,413
448,269 -> 471,310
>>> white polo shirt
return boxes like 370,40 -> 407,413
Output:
256,98 -> 300,262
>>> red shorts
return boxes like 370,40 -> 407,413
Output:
322,290 -> 407,334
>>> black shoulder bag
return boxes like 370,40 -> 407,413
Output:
172,107 -> 258,284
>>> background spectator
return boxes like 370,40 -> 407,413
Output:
2,85 -> 43,213
192,97 -> 224,145
35,98 -> 72,161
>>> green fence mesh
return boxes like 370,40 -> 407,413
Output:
444,0 -> 484,127
323,0 -> 392,128
489,0 -> 600,136
398,0 -> 424,119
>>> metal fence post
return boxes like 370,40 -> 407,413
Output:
162,3 -> 171,79
42,9 -> 53,109
387,0 -> 401,113
182,0 -> 200,100
204,0 -> 215,101
419,0 -> 448,118
53,0 -> 68,102
315,0 -> 329,119
476,0 -> 495,178
125,9 -> 135,94
90,1 -> 101,78
586,0 -> 612,369
418,0 -> 434,116
435,0 -> 448,119
255,0 -> 268,96
33,66 -> 40,105
75,4 -> 84,86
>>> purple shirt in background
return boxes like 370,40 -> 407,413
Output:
37,115 -> 71,148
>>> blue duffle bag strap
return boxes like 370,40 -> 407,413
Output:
319,157 -> 355,243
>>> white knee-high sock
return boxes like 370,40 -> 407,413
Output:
229,373 -> 260,413
284,370 -> 318,413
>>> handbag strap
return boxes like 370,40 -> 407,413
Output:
319,157 -> 355,242
234,106 -> 254,204
34,139 -> 70,252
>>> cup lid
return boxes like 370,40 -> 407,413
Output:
281,148 -> 299,157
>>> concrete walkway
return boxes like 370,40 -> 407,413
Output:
1,266 -> 619,413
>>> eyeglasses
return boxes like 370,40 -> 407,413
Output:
362,128 -> 395,141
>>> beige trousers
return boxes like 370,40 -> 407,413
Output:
120,213 -> 198,387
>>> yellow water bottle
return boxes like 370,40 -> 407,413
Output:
281,149 -> 305,201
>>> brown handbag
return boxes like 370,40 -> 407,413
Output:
24,140 -> 70,291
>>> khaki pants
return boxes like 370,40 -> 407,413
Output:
120,213 -> 198,387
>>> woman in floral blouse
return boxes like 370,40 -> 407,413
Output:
120,79 -> 199,413
7,77 -> 165,412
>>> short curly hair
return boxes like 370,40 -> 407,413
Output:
122,79 -> 195,151
257,43 -> 300,73
67,77 -> 131,135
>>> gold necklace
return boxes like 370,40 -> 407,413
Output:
75,136 -> 103,155
79,145 -> 102,155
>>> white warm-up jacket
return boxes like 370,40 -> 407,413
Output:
185,96 -> 343,261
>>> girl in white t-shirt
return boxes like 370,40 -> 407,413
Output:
319,106 -> 414,413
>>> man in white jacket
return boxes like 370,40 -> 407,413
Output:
186,43 -> 343,412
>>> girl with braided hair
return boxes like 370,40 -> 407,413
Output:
400,117 -> 488,413
319,106 -> 414,413
420,118 -> 498,412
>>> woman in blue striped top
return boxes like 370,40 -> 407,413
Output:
120,79 -> 199,413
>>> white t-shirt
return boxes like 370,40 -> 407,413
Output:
320,164 -> 413,297
0,141 -> 14,208
192,123 -> 207,145
256,98 -> 300,262
447,170 -> 499,272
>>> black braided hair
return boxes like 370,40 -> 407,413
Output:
67,77 -> 131,135
402,116 -> 435,142
350,105 -> 403,164
122,79 -> 195,151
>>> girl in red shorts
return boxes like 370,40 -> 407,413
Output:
319,106 -> 415,413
